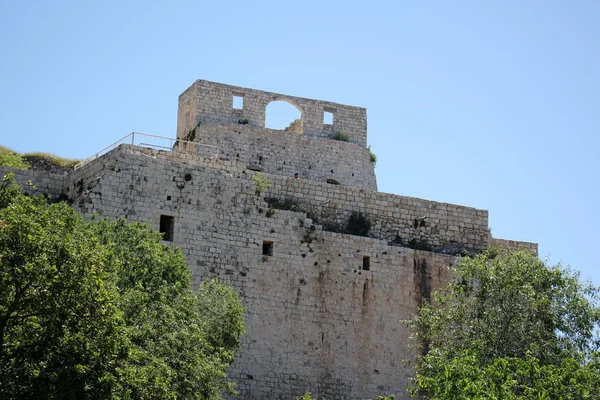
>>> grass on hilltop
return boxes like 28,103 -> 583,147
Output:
22,152 -> 81,168
0,146 -> 81,170
0,146 -> 30,170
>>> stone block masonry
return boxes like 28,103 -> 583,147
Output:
177,80 -> 368,146
0,80 -> 537,399
0,167 -> 65,198
193,122 -> 377,191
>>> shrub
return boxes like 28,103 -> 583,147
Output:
251,173 -> 271,196
346,212 -> 371,236
368,145 -> 377,166
329,131 -> 349,142
297,392 -> 316,400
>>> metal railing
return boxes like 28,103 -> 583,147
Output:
74,132 -> 219,170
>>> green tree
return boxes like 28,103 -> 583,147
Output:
408,251 -> 600,399
0,175 -> 125,398
0,174 -> 244,399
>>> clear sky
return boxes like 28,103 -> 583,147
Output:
1,1 -> 598,286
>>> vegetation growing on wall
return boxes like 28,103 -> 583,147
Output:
368,145 -> 377,166
252,172 -> 271,195
330,131 -> 349,142
266,197 -> 303,212
346,211 -> 371,236
183,121 -> 201,142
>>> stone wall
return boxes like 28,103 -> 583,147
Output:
284,118 -> 302,134
262,175 -> 492,255
491,238 -> 538,254
1,79 -> 537,399
54,146 -> 456,399
193,122 -> 377,191
22,145 -> 531,399
177,80 -> 368,146
0,166 -> 65,198
62,145 -> 498,255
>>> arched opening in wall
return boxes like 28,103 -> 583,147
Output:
265,100 -> 302,134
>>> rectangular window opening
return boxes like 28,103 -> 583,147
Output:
362,255 -> 370,271
323,111 -> 334,125
159,215 -> 174,242
263,240 -> 274,256
232,94 -> 244,110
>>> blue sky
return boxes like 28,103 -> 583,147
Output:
1,1 -> 598,286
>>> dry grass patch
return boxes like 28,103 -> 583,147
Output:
22,152 -> 81,169
0,147 -> 81,170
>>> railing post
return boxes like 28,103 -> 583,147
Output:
131,132 -> 135,145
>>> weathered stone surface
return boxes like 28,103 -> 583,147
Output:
0,80 -> 537,399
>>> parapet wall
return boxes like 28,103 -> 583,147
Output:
177,80 -> 368,146
263,175 -> 492,255
491,238 -> 538,254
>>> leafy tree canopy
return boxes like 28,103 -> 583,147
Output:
408,251 -> 600,399
0,174 -> 244,399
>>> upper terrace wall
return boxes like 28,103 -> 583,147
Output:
177,80 -> 368,146
262,174 -> 493,255
63,146 -> 495,254
194,122 -> 377,191
2,146 -> 535,257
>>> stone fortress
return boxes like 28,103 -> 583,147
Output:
1,80 -> 536,399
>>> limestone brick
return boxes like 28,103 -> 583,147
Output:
0,80 -> 537,400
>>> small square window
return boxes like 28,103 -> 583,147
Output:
362,256 -> 370,271
233,95 -> 244,109
159,215 -> 174,242
263,240 -> 273,256
323,111 -> 334,125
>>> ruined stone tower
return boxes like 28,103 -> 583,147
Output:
1,80 -> 536,399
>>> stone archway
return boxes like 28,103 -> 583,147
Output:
265,99 -> 303,134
